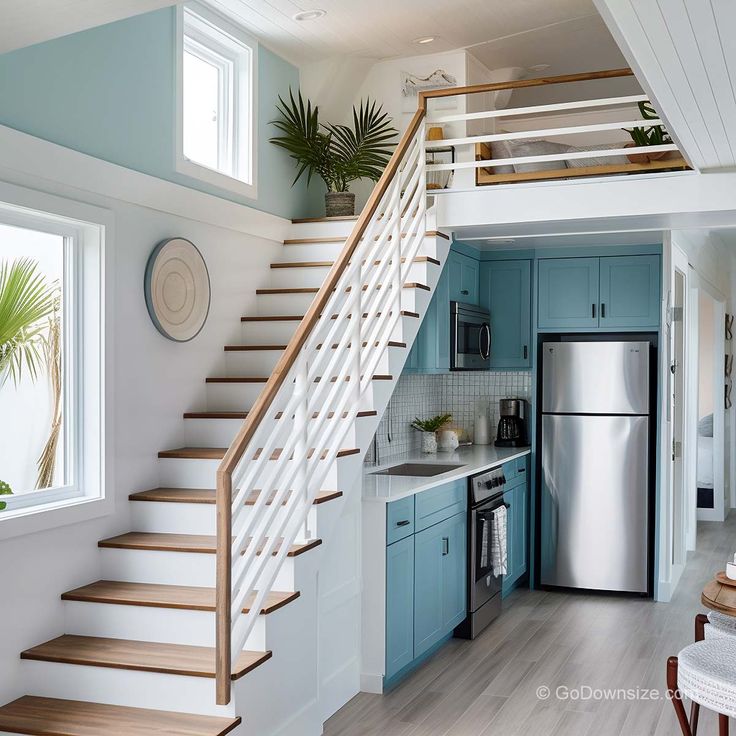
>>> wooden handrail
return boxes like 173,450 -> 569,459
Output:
419,67 -> 634,100
214,66 -> 636,705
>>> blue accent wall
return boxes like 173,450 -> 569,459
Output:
0,8 -> 317,220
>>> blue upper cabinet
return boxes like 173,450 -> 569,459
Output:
599,255 -> 660,329
480,260 -> 531,369
448,251 -> 480,305
413,263 -> 450,372
538,254 -> 660,331
538,257 -> 600,330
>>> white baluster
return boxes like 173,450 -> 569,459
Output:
293,350 -> 311,541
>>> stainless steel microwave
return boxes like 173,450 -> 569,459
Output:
450,301 -> 491,370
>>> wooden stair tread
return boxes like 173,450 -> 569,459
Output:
62,580 -> 299,615
0,696 -> 241,736
241,315 -> 304,322
223,344 -> 288,351
256,283 -> 429,295
157,446 -> 359,460
183,411 -> 248,419
98,532 -> 322,557
269,256 -> 440,269
291,215 -> 359,223
205,376 -> 269,383
20,635 -> 269,680
130,487 -> 343,506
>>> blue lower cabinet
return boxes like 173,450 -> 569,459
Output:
502,475 -> 528,597
385,536 -> 415,679
414,511 -> 467,658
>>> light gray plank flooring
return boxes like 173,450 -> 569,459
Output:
325,512 -> 736,736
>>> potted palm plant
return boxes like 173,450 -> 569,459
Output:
411,414 -> 453,454
623,100 -> 673,163
270,90 -> 398,217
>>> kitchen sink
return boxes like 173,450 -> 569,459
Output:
372,462 -> 464,477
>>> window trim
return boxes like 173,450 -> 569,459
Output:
0,184 -> 110,541
175,2 -> 258,199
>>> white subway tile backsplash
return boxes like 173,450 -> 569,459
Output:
367,371 -> 532,463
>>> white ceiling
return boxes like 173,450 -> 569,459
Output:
209,0 -> 601,66
595,0 -> 736,171
0,0 -> 180,54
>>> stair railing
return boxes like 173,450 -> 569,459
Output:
215,67 -> 665,705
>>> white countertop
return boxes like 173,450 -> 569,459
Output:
362,445 -> 531,503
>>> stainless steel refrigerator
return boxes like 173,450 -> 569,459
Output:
540,341 -> 651,593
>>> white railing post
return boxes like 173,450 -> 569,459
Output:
391,177 -> 402,317
293,351 -> 310,540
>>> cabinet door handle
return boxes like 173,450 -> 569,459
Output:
518,468 -> 526,473
460,289 -> 469,296
442,537 -> 449,556
592,303 -> 596,319
523,345 -> 528,360
601,303 -> 606,318
396,519 -> 410,527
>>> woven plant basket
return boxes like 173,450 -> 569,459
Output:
325,192 -> 355,217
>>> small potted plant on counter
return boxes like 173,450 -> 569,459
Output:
411,413 -> 452,454
270,90 -> 398,217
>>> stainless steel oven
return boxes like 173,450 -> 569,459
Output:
451,301 -> 491,371
455,466 -> 507,639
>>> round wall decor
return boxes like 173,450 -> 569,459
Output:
144,238 -> 210,342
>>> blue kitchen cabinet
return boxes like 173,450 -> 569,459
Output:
448,250 -> 479,305
599,255 -> 660,329
538,254 -> 661,331
385,535 -> 415,679
538,257 -> 600,330
413,511 -> 467,658
502,457 -> 529,597
480,260 -> 531,369
414,262 -> 451,372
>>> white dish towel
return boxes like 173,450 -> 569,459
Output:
491,505 -> 508,577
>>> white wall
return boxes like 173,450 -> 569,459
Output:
699,292 -> 715,420
0,125 -> 283,706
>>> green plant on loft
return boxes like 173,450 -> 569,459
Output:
270,89 -> 398,217
0,258 -> 57,386
623,100 -> 673,164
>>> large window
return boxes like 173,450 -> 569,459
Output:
0,200 -> 104,524
177,3 -> 257,197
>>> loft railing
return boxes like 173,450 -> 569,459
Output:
422,67 -> 689,185
214,68 -> 682,705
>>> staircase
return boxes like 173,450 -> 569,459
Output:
0,110 -> 450,733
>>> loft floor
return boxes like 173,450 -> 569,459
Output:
326,513 -> 736,736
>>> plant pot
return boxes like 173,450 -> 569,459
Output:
625,143 -> 673,164
325,192 -> 355,217
420,432 -> 438,454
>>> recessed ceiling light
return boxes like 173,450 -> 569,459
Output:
528,64 -> 551,72
293,9 -> 326,21
413,36 -> 437,45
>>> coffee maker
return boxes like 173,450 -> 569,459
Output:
495,398 -> 528,447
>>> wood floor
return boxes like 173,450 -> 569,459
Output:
325,513 -> 736,736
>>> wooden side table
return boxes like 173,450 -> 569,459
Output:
702,574 -> 736,616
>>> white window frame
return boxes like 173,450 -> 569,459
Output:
0,186 -> 108,540
176,2 -> 258,199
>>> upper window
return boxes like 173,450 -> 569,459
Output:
177,3 -> 257,197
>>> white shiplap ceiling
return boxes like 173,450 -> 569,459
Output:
595,0 -> 736,171
209,0 -> 600,65
0,0 -> 180,54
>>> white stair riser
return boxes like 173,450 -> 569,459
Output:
99,546 -> 313,591
268,261 -> 433,289
184,415 -> 363,448
273,242 -> 345,263
287,220 -> 356,239
62,601 -> 267,651
158,451 -> 361,489
241,319 -> 300,343
206,381 -> 265,412
256,292 -> 317,316
225,349 -> 283,376
21,660 -> 236,717
130,500 -> 318,537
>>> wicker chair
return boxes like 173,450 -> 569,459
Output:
668,638 -> 736,736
